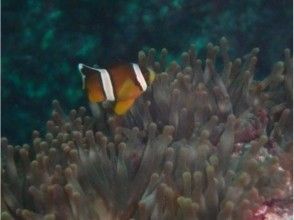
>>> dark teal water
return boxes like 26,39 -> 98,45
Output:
2,0 -> 292,144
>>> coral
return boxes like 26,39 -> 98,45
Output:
1,38 -> 292,220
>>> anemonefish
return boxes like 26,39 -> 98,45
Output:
78,63 -> 156,115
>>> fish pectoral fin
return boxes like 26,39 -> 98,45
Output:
114,99 -> 135,115
89,102 -> 102,119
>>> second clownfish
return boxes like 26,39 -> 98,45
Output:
78,63 -> 156,115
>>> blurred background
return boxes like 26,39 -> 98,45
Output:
2,0 -> 292,144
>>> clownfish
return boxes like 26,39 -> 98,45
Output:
78,63 -> 156,115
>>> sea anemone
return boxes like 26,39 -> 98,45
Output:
1,38 -> 292,220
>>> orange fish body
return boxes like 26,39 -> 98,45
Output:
78,63 -> 155,115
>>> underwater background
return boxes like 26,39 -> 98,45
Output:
1,0 -> 292,144
1,1 -> 293,219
